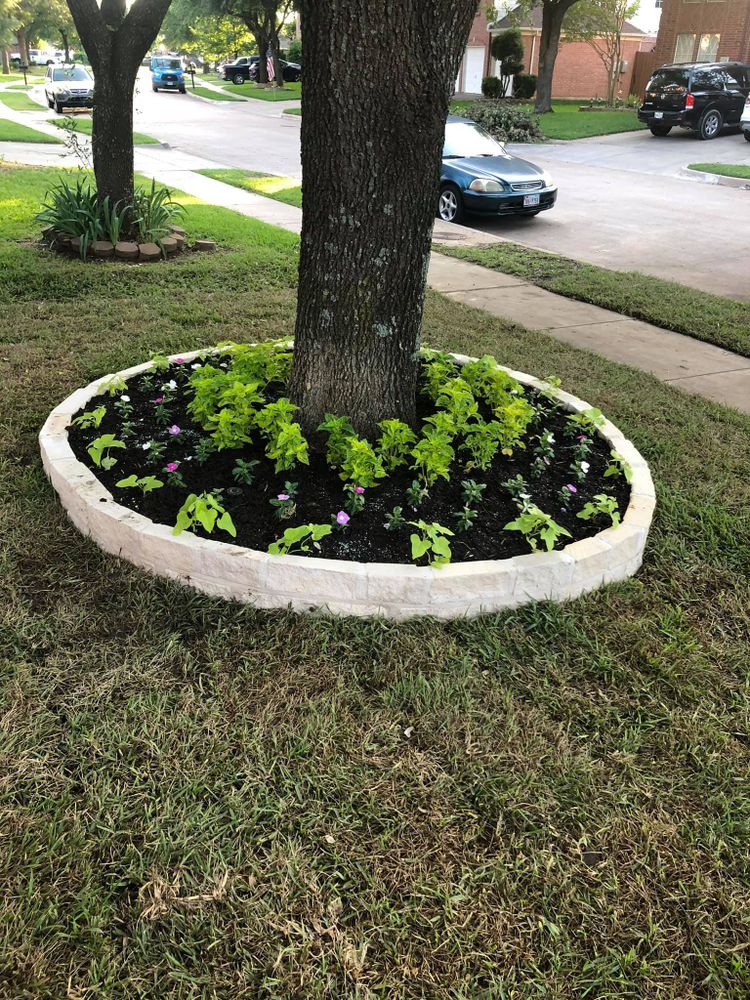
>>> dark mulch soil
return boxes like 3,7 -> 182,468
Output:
67,360 -> 630,564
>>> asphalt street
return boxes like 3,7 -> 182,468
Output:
25,72 -> 750,299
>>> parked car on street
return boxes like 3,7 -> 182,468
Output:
742,95 -> 750,142
248,58 -> 301,83
44,64 -> 94,114
151,56 -> 186,94
638,62 -> 750,139
221,56 -> 259,84
437,116 -> 557,225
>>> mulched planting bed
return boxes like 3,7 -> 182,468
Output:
67,347 -> 631,564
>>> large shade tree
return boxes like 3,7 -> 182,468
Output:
532,0 -> 583,113
66,0 -> 173,206
288,0 -> 479,436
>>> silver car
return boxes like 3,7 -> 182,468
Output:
742,95 -> 750,142
45,65 -> 94,115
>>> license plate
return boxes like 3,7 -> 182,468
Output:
523,193 -> 540,207
654,111 -> 663,119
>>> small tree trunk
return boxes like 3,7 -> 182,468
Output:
288,0 -> 477,437
17,28 -> 29,66
270,32 -> 283,87
60,30 -> 71,63
535,2 -> 570,114
92,71 -> 136,207
256,31 -> 269,83
2,49 -> 10,75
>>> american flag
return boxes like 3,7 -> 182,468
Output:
266,55 -> 275,81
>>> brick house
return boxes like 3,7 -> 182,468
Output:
651,0 -> 750,64
455,4 -> 650,99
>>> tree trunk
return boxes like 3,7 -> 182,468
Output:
256,30 -> 269,83
17,28 -> 29,66
288,0 -> 478,438
269,31 -> 283,87
534,1 -> 571,114
92,70 -> 137,206
60,30 -> 71,63
2,49 -> 9,75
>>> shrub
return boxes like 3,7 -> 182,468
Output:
287,39 -> 302,64
513,73 -> 537,99
466,101 -> 543,143
491,28 -> 525,96
481,75 -> 503,99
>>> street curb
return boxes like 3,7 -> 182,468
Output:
39,348 -> 654,620
678,166 -> 750,190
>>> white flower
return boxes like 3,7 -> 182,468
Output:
191,363 -> 201,369
581,461 -> 590,473
120,394 -> 130,402
162,379 -> 177,390
141,442 -> 151,450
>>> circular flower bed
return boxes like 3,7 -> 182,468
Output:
39,344 -> 655,618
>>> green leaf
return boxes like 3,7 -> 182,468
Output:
217,511 -> 237,537
115,475 -> 138,488
411,535 -> 431,560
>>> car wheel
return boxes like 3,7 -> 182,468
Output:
744,131 -> 750,143
54,100 -> 63,114
698,109 -> 722,140
649,125 -> 672,137
437,184 -> 464,224
152,84 -> 158,92
233,73 -> 245,85
179,85 -> 186,93
47,94 -> 53,109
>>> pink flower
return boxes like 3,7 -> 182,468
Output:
153,396 -> 164,404
168,425 -> 181,435
174,356 -> 185,363
577,434 -> 588,442
166,462 -> 179,472
277,493 -> 290,501
354,486 -> 365,495
336,510 -> 350,525
565,483 -> 577,493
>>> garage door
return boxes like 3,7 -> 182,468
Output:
463,46 -> 485,95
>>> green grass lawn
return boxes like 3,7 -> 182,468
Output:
188,84 -> 244,102
0,89 -> 44,112
438,242 -> 750,359
448,99 -> 644,140
217,78 -> 301,101
198,167 -> 302,208
48,116 -> 159,145
689,162 -> 750,180
0,117 -> 62,143
2,162 -> 750,998
283,106 -> 301,116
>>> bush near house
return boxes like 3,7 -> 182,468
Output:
481,75 -> 504,98
513,72 -> 537,98
467,101 -> 544,142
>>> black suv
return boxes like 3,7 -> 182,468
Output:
638,62 -> 750,139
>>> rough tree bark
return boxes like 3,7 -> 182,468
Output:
288,0 -> 478,437
534,0 -> 578,114
2,48 -> 9,75
16,27 -> 29,65
66,0 -> 173,207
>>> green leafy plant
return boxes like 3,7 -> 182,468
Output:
144,440 -> 166,462
71,405 -> 106,429
461,479 -> 486,506
173,492 -> 236,538
232,458 -> 260,485
384,506 -> 406,531
605,450 -> 633,484
566,407 -> 605,435
150,353 -> 172,373
87,434 -> 126,470
101,376 -> 128,397
453,507 -> 478,533
461,355 -> 523,409
36,176 -> 102,259
99,195 -> 130,246
194,436 -> 218,464
344,483 -> 366,514
255,397 -> 299,439
577,494 -> 621,527
460,421 -> 503,472
115,474 -> 164,494
270,482 -> 298,520
405,480 -> 428,508
268,523 -> 332,556
504,505 -> 571,552
265,421 -> 309,473
411,431 -> 454,486
435,378 -> 479,432
133,178 -> 184,246
114,396 -> 133,418
319,413 -> 356,468
377,419 -> 417,472
421,352 -> 461,400
339,436 -> 386,488
494,396 -> 535,450
408,521 -> 454,567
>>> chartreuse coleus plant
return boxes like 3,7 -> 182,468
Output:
173,492 -> 236,538
115,474 -> 163,494
377,419 -> 416,472
504,506 -> 571,552
577,494 -> 620,527
72,405 -> 106,430
87,434 -> 126,470
268,523 -> 332,556
408,521 -> 454,567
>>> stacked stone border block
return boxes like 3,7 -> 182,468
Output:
39,350 -> 655,619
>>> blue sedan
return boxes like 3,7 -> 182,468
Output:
438,116 -> 557,225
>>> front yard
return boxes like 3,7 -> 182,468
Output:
449,99 -> 645,140
1,163 -> 750,998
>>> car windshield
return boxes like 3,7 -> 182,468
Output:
154,59 -> 181,69
52,67 -> 90,81
443,122 -> 504,158
646,69 -> 689,92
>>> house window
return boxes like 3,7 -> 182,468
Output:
655,0 -> 662,6
674,33 -> 696,61
696,33 -> 720,60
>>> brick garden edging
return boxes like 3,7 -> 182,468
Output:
39,350 -> 655,619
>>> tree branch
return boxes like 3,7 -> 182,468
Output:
119,0 -> 174,65
66,0 -> 107,68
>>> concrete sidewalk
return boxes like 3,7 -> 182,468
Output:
2,136 -> 748,413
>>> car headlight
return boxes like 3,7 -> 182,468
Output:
469,178 -> 503,193
540,172 -> 553,188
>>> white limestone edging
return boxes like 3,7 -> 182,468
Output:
39,350 -> 655,619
